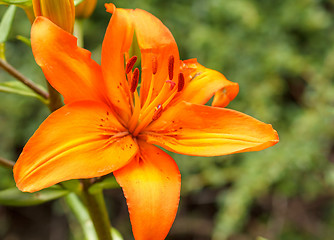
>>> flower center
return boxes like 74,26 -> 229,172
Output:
124,54 -> 184,136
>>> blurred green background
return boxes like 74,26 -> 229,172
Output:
1,0 -> 334,239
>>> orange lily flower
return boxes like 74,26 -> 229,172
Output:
14,4 -> 278,240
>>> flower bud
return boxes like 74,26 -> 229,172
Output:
32,0 -> 75,33
75,0 -> 97,19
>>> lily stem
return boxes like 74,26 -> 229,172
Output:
0,58 -> 49,100
74,19 -> 84,48
64,193 -> 99,240
0,156 -> 15,169
81,179 -> 113,240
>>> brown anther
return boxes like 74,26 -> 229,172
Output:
177,73 -> 185,92
152,104 -> 163,120
152,56 -> 158,75
130,68 -> 140,92
168,55 -> 174,80
126,55 -> 138,74
166,80 -> 176,90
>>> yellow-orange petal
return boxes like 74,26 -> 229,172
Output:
75,0 -> 97,19
14,101 -> 138,192
31,17 -> 106,105
131,8 -> 180,107
114,140 -> 181,240
176,59 -> 239,107
102,4 -> 180,117
102,4 -> 134,122
141,101 -> 279,156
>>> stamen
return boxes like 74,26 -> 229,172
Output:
152,104 -> 163,121
130,68 -> 139,92
152,56 -> 158,75
126,55 -> 137,74
178,73 -> 185,92
128,87 -> 142,133
166,80 -> 176,90
168,55 -> 174,80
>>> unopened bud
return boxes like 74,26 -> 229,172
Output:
75,0 -> 97,19
32,0 -> 75,33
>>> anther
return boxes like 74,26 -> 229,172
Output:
126,55 -> 137,74
177,73 -> 185,92
168,55 -> 174,80
166,80 -> 176,90
130,68 -> 140,92
152,104 -> 163,121
152,56 -> 158,75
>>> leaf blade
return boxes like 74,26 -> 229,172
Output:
0,186 -> 69,206
0,5 -> 16,43
0,81 -> 48,103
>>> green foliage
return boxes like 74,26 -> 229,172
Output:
0,186 -> 69,206
0,5 -> 16,43
0,0 -> 31,7
0,81 -> 47,102
88,176 -> 120,195
0,0 -> 87,7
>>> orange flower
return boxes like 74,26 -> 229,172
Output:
14,4 -> 278,240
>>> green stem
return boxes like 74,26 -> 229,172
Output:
0,58 -> 49,100
74,19 -> 84,48
64,193 -> 98,240
0,156 -> 15,169
81,179 -> 113,240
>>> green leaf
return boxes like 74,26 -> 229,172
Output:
88,176 -> 120,195
0,0 -> 31,7
0,186 -> 69,206
0,5 -> 16,43
0,81 -> 47,103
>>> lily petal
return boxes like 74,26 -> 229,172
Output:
31,17 -> 106,104
176,59 -> 239,107
114,140 -> 181,240
131,8 -> 180,106
141,101 -> 279,156
14,101 -> 138,192
102,4 -> 134,122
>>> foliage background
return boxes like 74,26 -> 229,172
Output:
1,0 -> 334,239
